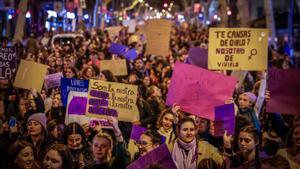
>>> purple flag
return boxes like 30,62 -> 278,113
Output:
267,69 -> 300,115
68,96 -> 87,115
186,47 -> 208,69
214,103 -> 235,136
108,43 -> 127,55
0,47 -> 17,79
124,49 -> 138,60
127,144 -> 177,169
130,125 -> 147,142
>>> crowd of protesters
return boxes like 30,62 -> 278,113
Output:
0,20 -> 299,169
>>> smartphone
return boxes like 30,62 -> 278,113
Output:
9,117 -> 16,128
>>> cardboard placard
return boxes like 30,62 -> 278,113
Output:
145,19 -> 172,57
13,59 -> 49,92
100,59 -> 127,76
208,28 -> 268,70
215,103 -> 235,136
86,79 -> 139,122
44,72 -> 63,89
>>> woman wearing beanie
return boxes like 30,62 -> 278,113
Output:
22,113 -> 53,168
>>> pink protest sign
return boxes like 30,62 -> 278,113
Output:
166,62 -> 237,120
266,69 -> 300,115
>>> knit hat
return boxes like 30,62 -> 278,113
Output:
243,92 -> 257,104
27,113 -> 47,130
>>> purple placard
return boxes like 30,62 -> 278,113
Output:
124,49 -> 138,60
0,47 -> 17,79
186,47 -> 208,69
68,96 -> 87,115
108,43 -> 127,55
90,90 -> 109,99
45,72 -> 63,89
127,144 -> 177,169
130,125 -> 147,141
214,103 -> 235,136
267,69 -> 300,115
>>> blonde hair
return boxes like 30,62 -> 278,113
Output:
93,132 -> 114,162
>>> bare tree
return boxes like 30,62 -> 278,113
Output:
12,0 -> 28,44
264,0 -> 277,48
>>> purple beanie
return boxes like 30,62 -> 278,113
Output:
243,92 -> 257,103
27,113 -> 48,130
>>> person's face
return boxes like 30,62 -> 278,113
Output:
293,116 -> 300,127
153,86 -> 162,97
19,100 -> 27,113
52,95 -> 61,107
143,76 -> 151,86
129,75 -> 137,84
92,137 -> 111,161
67,134 -> 82,150
27,120 -> 43,136
43,149 -> 63,169
57,124 -> 65,139
51,126 -> 58,138
138,134 -> 158,156
15,146 -> 34,169
65,68 -> 75,78
238,94 -> 252,109
135,59 -> 144,70
162,113 -> 174,130
195,117 -> 209,134
99,73 -> 107,81
86,68 -> 93,78
56,57 -> 63,66
179,121 -> 196,143
293,126 -> 300,147
238,131 -> 257,154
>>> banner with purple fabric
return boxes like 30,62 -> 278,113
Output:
127,144 -> 177,169
108,43 -> 127,55
267,69 -> 300,115
214,103 -> 235,136
186,47 -> 208,69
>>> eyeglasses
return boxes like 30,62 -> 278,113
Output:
135,140 -> 153,148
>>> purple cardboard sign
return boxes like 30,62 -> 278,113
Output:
130,125 -> 147,141
124,49 -> 138,60
45,72 -> 63,89
0,47 -> 17,79
108,43 -> 127,55
127,144 -> 177,169
166,62 -> 237,120
68,96 -> 87,115
214,103 -> 235,136
267,69 -> 300,115
186,47 -> 208,69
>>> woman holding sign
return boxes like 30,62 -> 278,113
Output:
84,117 -> 130,169
223,125 -> 266,169
171,117 -> 224,169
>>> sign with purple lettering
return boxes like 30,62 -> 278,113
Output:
124,49 -> 138,60
65,91 -> 112,129
0,47 -> 17,79
130,125 -> 147,142
127,144 -> 177,169
61,78 -> 89,106
267,69 -> 300,115
108,43 -> 127,55
44,72 -> 63,89
186,47 -> 208,69
214,103 -> 235,136
166,62 -> 237,120
86,79 -> 139,122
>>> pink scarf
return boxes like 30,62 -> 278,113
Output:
172,138 -> 197,169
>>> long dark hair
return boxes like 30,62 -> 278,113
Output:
238,125 -> 261,168
45,144 -> 74,169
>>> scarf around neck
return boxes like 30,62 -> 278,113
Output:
172,138 -> 197,169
